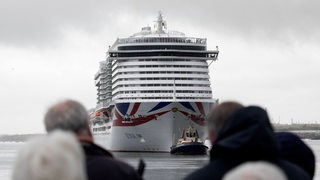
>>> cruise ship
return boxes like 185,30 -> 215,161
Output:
91,13 -> 219,152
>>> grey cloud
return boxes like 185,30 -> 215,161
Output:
131,0 -> 320,44
0,0 -> 115,47
0,0 -> 319,47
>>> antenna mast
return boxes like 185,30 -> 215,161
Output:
155,11 -> 166,33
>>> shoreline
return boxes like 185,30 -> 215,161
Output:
273,123 -> 320,140
287,131 -> 320,140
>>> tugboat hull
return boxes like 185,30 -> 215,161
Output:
170,142 -> 208,155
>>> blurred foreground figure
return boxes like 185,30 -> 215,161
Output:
184,101 -> 310,180
276,132 -> 315,178
223,161 -> 287,180
12,130 -> 87,180
44,99 -> 142,180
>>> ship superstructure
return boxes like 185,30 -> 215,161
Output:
92,13 -> 219,152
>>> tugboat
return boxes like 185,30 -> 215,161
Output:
170,126 -> 208,155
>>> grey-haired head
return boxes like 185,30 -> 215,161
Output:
12,130 -> 87,180
44,99 -> 89,136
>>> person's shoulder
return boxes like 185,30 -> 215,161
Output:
85,150 -> 141,180
83,143 -> 135,171
99,158 -> 141,180
184,157 -> 239,180
107,156 -> 136,170
81,141 -> 113,157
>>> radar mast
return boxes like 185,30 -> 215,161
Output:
155,11 -> 167,33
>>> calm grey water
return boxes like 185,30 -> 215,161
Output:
1,140 -> 319,180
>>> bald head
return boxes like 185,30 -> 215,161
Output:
44,100 -> 89,136
207,101 -> 244,136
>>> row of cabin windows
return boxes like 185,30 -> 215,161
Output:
116,97 -> 212,100
114,77 -> 208,81
112,90 -> 212,96
112,77 -> 209,84
112,64 -> 207,71
112,59 -> 207,63
141,65 -> 206,68
118,97 -> 174,100
139,77 -> 208,81
139,71 -> 207,74
114,71 -> 208,75
118,45 -> 205,51
110,59 -> 207,68
92,127 -> 107,132
141,90 -> 173,93
117,37 -> 206,44
113,84 -> 210,88
113,52 -> 209,58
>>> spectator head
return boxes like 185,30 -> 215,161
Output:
206,101 -> 243,143
44,99 -> 90,137
12,130 -> 87,180
223,161 -> 287,180
276,132 -> 315,178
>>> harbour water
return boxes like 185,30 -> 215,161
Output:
1,140 -> 319,180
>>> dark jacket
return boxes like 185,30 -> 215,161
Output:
81,141 -> 142,180
184,106 -> 310,180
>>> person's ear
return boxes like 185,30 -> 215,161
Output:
208,130 -> 217,144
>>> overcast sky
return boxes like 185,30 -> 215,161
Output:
1,0 -> 319,134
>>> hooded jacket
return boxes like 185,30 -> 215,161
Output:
81,141 -> 142,180
184,106 -> 310,180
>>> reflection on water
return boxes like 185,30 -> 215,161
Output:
1,140 -> 320,180
114,152 -> 208,180
0,142 -> 21,180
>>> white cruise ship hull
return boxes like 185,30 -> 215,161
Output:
93,101 -> 214,152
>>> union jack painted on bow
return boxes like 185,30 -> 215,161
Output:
177,102 -> 206,126
113,102 -> 171,126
